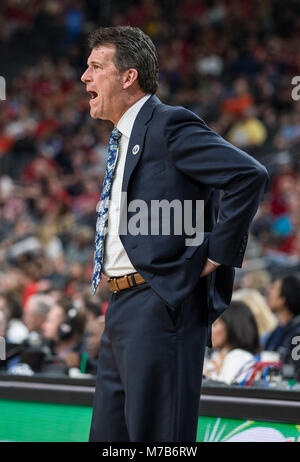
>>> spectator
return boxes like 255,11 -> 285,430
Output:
239,269 -> 272,296
0,293 -> 28,344
41,296 -> 87,374
22,294 -> 54,345
203,301 -> 260,384
232,288 -> 277,339
264,275 -> 300,372
227,107 -> 267,150
65,227 -> 93,264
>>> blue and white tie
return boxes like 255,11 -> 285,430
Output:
92,127 -> 122,294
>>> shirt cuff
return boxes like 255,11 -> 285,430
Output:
207,258 -> 221,267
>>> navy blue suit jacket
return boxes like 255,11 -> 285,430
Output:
118,95 -> 269,326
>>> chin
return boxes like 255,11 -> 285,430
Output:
91,109 -> 104,120
90,108 -> 98,119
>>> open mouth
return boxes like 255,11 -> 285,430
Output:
88,91 -> 98,101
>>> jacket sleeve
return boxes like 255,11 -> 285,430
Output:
165,107 -> 269,267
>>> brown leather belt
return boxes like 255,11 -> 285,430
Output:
107,272 -> 146,293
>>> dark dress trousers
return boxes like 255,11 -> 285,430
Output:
89,95 -> 269,442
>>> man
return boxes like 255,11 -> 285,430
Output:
23,294 -> 53,344
81,26 -> 269,442
265,275 -> 300,372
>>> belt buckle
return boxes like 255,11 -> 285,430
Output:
108,277 -> 118,293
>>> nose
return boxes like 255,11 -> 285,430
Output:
81,67 -> 91,83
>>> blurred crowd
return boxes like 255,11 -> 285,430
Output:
204,274 -> 300,384
0,0 -> 300,384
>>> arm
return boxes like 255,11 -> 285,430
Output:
165,108 -> 269,268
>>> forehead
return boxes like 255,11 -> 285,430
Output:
87,45 -> 116,65
26,301 -> 36,313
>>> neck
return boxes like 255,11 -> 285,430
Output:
112,91 -> 147,125
220,345 -> 231,354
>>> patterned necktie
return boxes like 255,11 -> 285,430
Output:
92,127 -> 122,294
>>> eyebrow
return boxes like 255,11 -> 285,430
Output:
87,60 -> 102,67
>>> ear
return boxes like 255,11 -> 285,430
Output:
122,68 -> 139,90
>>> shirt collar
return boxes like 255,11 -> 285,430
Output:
117,94 -> 151,138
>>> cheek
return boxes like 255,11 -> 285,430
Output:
267,291 -> 273,305
42,322 -> 49,336
220,329 -> 227,344
95,74 -> 108,91
101,75 -> 120,96
45,321 -> 58,337
267,287 -> 277,306
212,323 -> 227,344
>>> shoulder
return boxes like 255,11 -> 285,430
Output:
225,349 -> 254,363
291,315 -> 300,332
283,317 -> 300,345
152,99 -> 205,125
150,101 -> 209,144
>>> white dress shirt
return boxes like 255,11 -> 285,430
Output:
102,94 -> 151,277
102,93 -> 220,276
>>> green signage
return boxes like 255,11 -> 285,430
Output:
0,400 -> 299,442
197,416 -> 300,442
0,400 -> 92,442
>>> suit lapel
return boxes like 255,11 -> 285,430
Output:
121,94 -> 161,193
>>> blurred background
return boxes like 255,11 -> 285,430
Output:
0,0 -> 299,386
